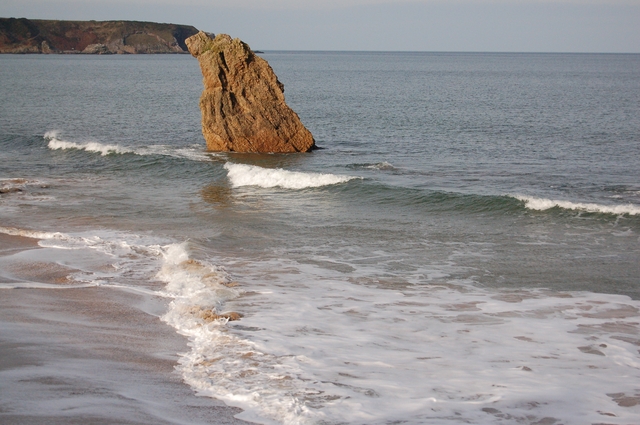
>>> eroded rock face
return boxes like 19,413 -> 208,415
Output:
186,32 -> 315,153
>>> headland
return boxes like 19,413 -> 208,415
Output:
0,18 -> 199,54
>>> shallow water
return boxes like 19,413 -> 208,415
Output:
1,52 -> 639,424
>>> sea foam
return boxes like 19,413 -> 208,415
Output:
153,244 -> 306,423
515,195 -> 640,216
45,130 -> 133,156
44,131 -> 213,161
171,256 -> 640,425
156,246 -> 318,425
0,225 -> 66,241
224,163 -> 358,189
0,226 -> 168,289
4,229 -> 640,425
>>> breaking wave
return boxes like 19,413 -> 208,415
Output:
515,195 -> 640,216
44,131 -> 213,161
224,163 -> 359,189
45,130 -> 133,156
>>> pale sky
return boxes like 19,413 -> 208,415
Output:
2,0 -> 639,52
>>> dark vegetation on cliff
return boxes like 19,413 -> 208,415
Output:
0,18 -> 199,54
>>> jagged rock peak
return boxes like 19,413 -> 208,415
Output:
186,32 -> 315,153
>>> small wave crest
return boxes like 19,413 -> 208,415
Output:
45,130 -> 133,156
515,195 -> 640,216
349,161 -> 395,171
44,131 -> 213,161
224,163 -> 358,189
135,145 -> 215,162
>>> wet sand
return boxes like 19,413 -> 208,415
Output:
0,234 -> 253,425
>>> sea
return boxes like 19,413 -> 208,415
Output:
1,51 -> 639,425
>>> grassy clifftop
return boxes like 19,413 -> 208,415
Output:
0,18 -> 199,54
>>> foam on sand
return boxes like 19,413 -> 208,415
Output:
0,266 -> 250,425
0,225 -> 66,241
0,226 -> 168,289
514,195 -> 640,215
224,163 -> 358,189
4,226 -> 640,424
205,258 -> 640,425
154,244 -> 305,424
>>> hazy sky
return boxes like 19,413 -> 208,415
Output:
2,0 -> 639,52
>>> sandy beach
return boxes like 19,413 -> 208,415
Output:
0,233 -> 252,425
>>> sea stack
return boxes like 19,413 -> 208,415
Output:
186,32 -> 315,153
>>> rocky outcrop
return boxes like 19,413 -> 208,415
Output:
0,18 -> 198,54
186,32 -> 315,153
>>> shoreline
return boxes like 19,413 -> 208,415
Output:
0,233 -> 253,425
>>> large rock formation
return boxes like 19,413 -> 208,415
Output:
0,18 -> 198,54
186,32 -> 315,153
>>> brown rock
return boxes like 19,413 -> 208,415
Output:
186,32 -> 315,153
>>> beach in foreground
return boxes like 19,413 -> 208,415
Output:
0,233 -> 251,425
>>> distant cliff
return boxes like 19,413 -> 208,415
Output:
0,18 -> 199,54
